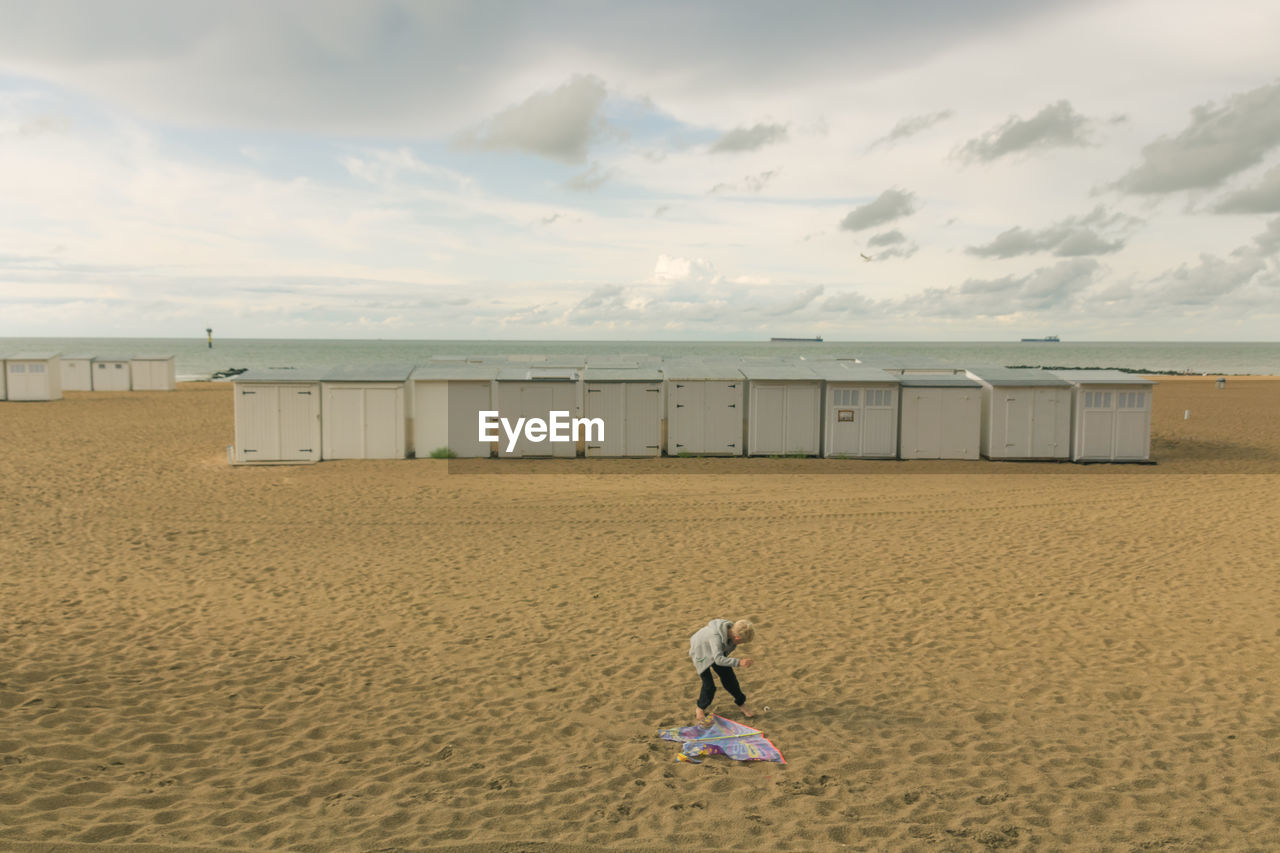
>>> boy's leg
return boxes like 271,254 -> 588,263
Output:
711,663 -> 747,706
695,669 -> 717,721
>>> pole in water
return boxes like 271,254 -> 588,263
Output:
206,328 -> 213,349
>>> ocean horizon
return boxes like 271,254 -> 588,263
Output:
4,337 -> 1279,380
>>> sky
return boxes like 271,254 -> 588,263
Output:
2,0 -> 1279,341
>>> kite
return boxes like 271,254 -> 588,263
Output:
658,714 -> 786,764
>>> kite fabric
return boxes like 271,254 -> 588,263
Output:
658,714 -> 786,763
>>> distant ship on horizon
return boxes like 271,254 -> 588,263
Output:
1020,335 -> 1061,342
770,335 -> 823,343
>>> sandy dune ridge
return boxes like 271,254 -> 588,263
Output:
2,379 -> 1279,851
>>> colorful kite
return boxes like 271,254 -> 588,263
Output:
658,714 -> 786,763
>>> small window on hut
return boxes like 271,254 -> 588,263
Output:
10,363 -> 25,374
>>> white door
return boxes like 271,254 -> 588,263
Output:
447,382 -> 493,458
1001,393 -> 1031,457
705,381 -> 743,454
827,387 -> 861,457
751,384 -> 786,454
278,385 -> 320,460
1030,389 -> 1067,458
905,391 -> 942,458
236,385 -> 281,460
1115,390 -> 1150,459
325,387 -> 366,459
940,392 -> 979,459
624,383 -> 662,456
786,384 -> 820,455
363,388 -> 400,458
669,381 -> 702,454
863,388 -> 896,457
585,383 -> 626,456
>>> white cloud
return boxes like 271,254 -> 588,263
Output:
460,74 -> 609,163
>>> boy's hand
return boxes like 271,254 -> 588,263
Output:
739,658 -> 753,668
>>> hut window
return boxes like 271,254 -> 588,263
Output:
834,389 -> 858,406
1084,391 -> 1113,409
9,363 -> 25,374
29,363 -> 45,374
115,364 -> 124,369
1117,391 -> 1145,409
97,363 -> 105,369
867,389 -> 892,406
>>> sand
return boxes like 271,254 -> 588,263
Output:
2,378 -> 1279,852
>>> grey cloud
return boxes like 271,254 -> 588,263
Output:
840,189 -> 917,232
915,258 -> 1100,317
462,74 -> 608,163
708,170 -> 779,195
958,100 -> 1092,163
967,206 -> 1134,258
868,230 -> 907,247
864,231 -> 918,261
564,161 -> 612,190
870,110 -> 954,148
1116,82 -> 1280,194
769,285 -> 824,316
709,122 -> 788,153
1214,164 -> 1280,213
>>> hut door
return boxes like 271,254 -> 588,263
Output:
279,385 -> 320,460
585,383 -> 625,456
624,383 -> 662,456
908,391 -> 943,458
862,388 -> 896,457
237,385 -> 282,459
1030,389 -> 1066,457
829,387 -> 862,456
752,384 -> 787,454
1002,393 -> 1031,456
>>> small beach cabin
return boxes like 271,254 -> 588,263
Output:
4,353 -> 62,401
741,362 -> 822,456
320,365 -> 413,460
1052,370 -> 1156,462
809,363 -> 901,458
898,374 -> 982,460
494,366 -> 582,458
130,355 -> 176,391
60,355 -> 94,391
582,364 -> 664,457
966,367 -> 1072,461
232,369 -> 325,463
410,363 -> 500,458
662,359 -> 745,456
91,357 -> 132,391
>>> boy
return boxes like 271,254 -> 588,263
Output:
689,618 -> 758,724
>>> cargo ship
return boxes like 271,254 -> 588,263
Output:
770,336 -> 823,343
1020,335 -> 1060,342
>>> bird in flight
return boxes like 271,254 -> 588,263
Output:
860,252 -> 872,262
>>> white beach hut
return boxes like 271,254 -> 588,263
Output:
965,367 -> 1073,461
91,357 -> 132,391
740,362 -> 822,456
1051,370 -> 1156,462
4,353 -> 62,401
321,365 -> 414,460
662,359 -> 745,456
60,355 -> 94,391
582,364 -> 664,457
410,363 -> 500,459
493,366 -> 582,458
130,355 -> 177,391
898,374 -> 982,460
809,363 -> 901,458
232,368 -> 326,463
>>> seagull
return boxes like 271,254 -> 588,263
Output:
860,252 -> 872,262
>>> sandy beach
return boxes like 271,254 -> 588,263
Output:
2,377 -> 1279,852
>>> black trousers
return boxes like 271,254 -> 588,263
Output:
697,663 -> 746,710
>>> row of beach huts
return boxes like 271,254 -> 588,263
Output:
1,353 -> 177,399
227,355 -> 1154,464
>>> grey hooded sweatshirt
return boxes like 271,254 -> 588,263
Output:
689,618 -> 739,674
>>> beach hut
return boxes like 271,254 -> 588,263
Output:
898,374 -> 982,460
662,360 -> 745,456
321,365 -> 414,460
130,355 -> 176,391
740,362 -> 822,456
493,366 -> 582,458
231,369 -> 325,463
91,357 -> 132,391
966,367 -> 1073,460
410,363 -> 500,458
4,353 -> 62,401
1051,370 -> 1156,462
59,355 -> 94,392
582,364 -> 664,457
809,364 -> 901,458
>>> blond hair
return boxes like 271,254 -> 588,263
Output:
732,619 -> 755,644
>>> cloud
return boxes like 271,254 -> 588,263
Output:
915,258 -> 1100,317
1214,164 -> 1280,213
957,100 -> 1092,163
708,169 -> 779,195
564,161 -> 612,191
461,74 -> 608,163
967,206 -> 1134,258
1116,81 -> 1280,194
768,285 -> 823,316
869,110 -> 954,149
864,230 -> 919,261
839,189 -> 917,232
709,122 -> 788,153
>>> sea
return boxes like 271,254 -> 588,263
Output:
3,338 -> 1279,381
